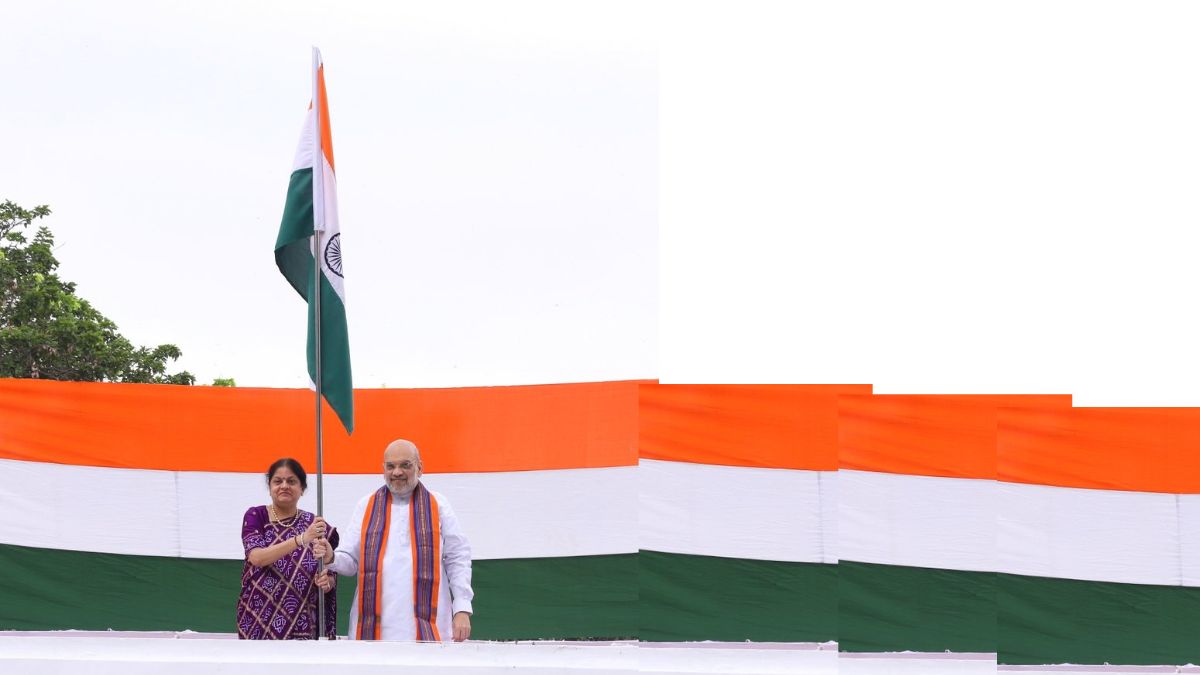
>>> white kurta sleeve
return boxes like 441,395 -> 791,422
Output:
437,493 -> 474,615
330,494 -> 369,577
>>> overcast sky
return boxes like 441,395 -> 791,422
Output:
656,1 -> 1200,406
9,2 -> 1200,405
4,1 -> 656,388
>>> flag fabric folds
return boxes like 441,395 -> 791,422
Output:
274,47 -> 354,433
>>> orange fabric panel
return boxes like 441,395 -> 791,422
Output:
838,394 -> 1073,479
638,384 -> 872,470
0,378 -> 644,473
317,64 -> 336,172
999,407 -> 1200,493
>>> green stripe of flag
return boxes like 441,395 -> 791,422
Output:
838,560 -> 995,653
639,550 -> 838,642
840,560 -> 1200,665
274,168 -> 315,297
998,571 -> 1200,665
17,540 -> 1196,663
0,544 -> 633,639
306,272 -> 353,431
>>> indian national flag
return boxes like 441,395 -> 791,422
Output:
274,47 -> 353,433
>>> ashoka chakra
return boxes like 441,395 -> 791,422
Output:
324,233 -> 344,278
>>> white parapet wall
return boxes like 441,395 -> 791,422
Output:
8,634 -> 1192,674
0,633 -> 836,675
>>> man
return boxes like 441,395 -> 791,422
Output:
313,439 -> 473,641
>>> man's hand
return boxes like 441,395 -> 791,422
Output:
315,569 -> 334,593
452,611 -> 471,642
312,537 -> 333,563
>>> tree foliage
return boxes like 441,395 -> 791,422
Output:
0,200 -> 195,385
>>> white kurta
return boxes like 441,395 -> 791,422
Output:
329,485 -> 474,641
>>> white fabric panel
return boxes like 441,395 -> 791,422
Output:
2,458 -> 634,561
178,466 -> 638,561
1181,494 -> 1200,586
176,470 -> 371,561
998,481 -> 1184,586
818,470 -> 838,563
0,458 -> 179,556
421,467 -> 637,560
840,471 -> 1193,585
291,108 -> 313,171
637,459 -> 831,563
838,470 -> 995,572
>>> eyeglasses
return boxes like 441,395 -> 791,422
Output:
383,461 -> 416,471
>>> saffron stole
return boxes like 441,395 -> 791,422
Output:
355,483 -> 442,640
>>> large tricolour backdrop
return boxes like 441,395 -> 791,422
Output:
0,378 -> 641,639
4,378 -> 1200,666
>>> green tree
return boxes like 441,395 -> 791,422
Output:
211,377 -> 236,387
0,200 -> 195,384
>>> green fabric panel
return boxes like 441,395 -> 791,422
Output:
838,560 -> 995,653
998,573 -> 1200,666
638,550 -> 837,642
274,167 -> 315,300
472,554 -> 637,640
0,543 -> 241,632
0,544 -> 634,640
305,270 -> 353,434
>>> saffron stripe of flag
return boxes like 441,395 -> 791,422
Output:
0,378 -> 644,473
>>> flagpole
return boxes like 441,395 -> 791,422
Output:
311,46 -> 327,640
313,227 -> 326,640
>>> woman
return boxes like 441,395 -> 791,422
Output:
236,457 -> 339,639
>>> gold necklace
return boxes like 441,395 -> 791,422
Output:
269,503 -> 298,527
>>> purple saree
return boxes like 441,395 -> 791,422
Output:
236,506 -> 339,639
